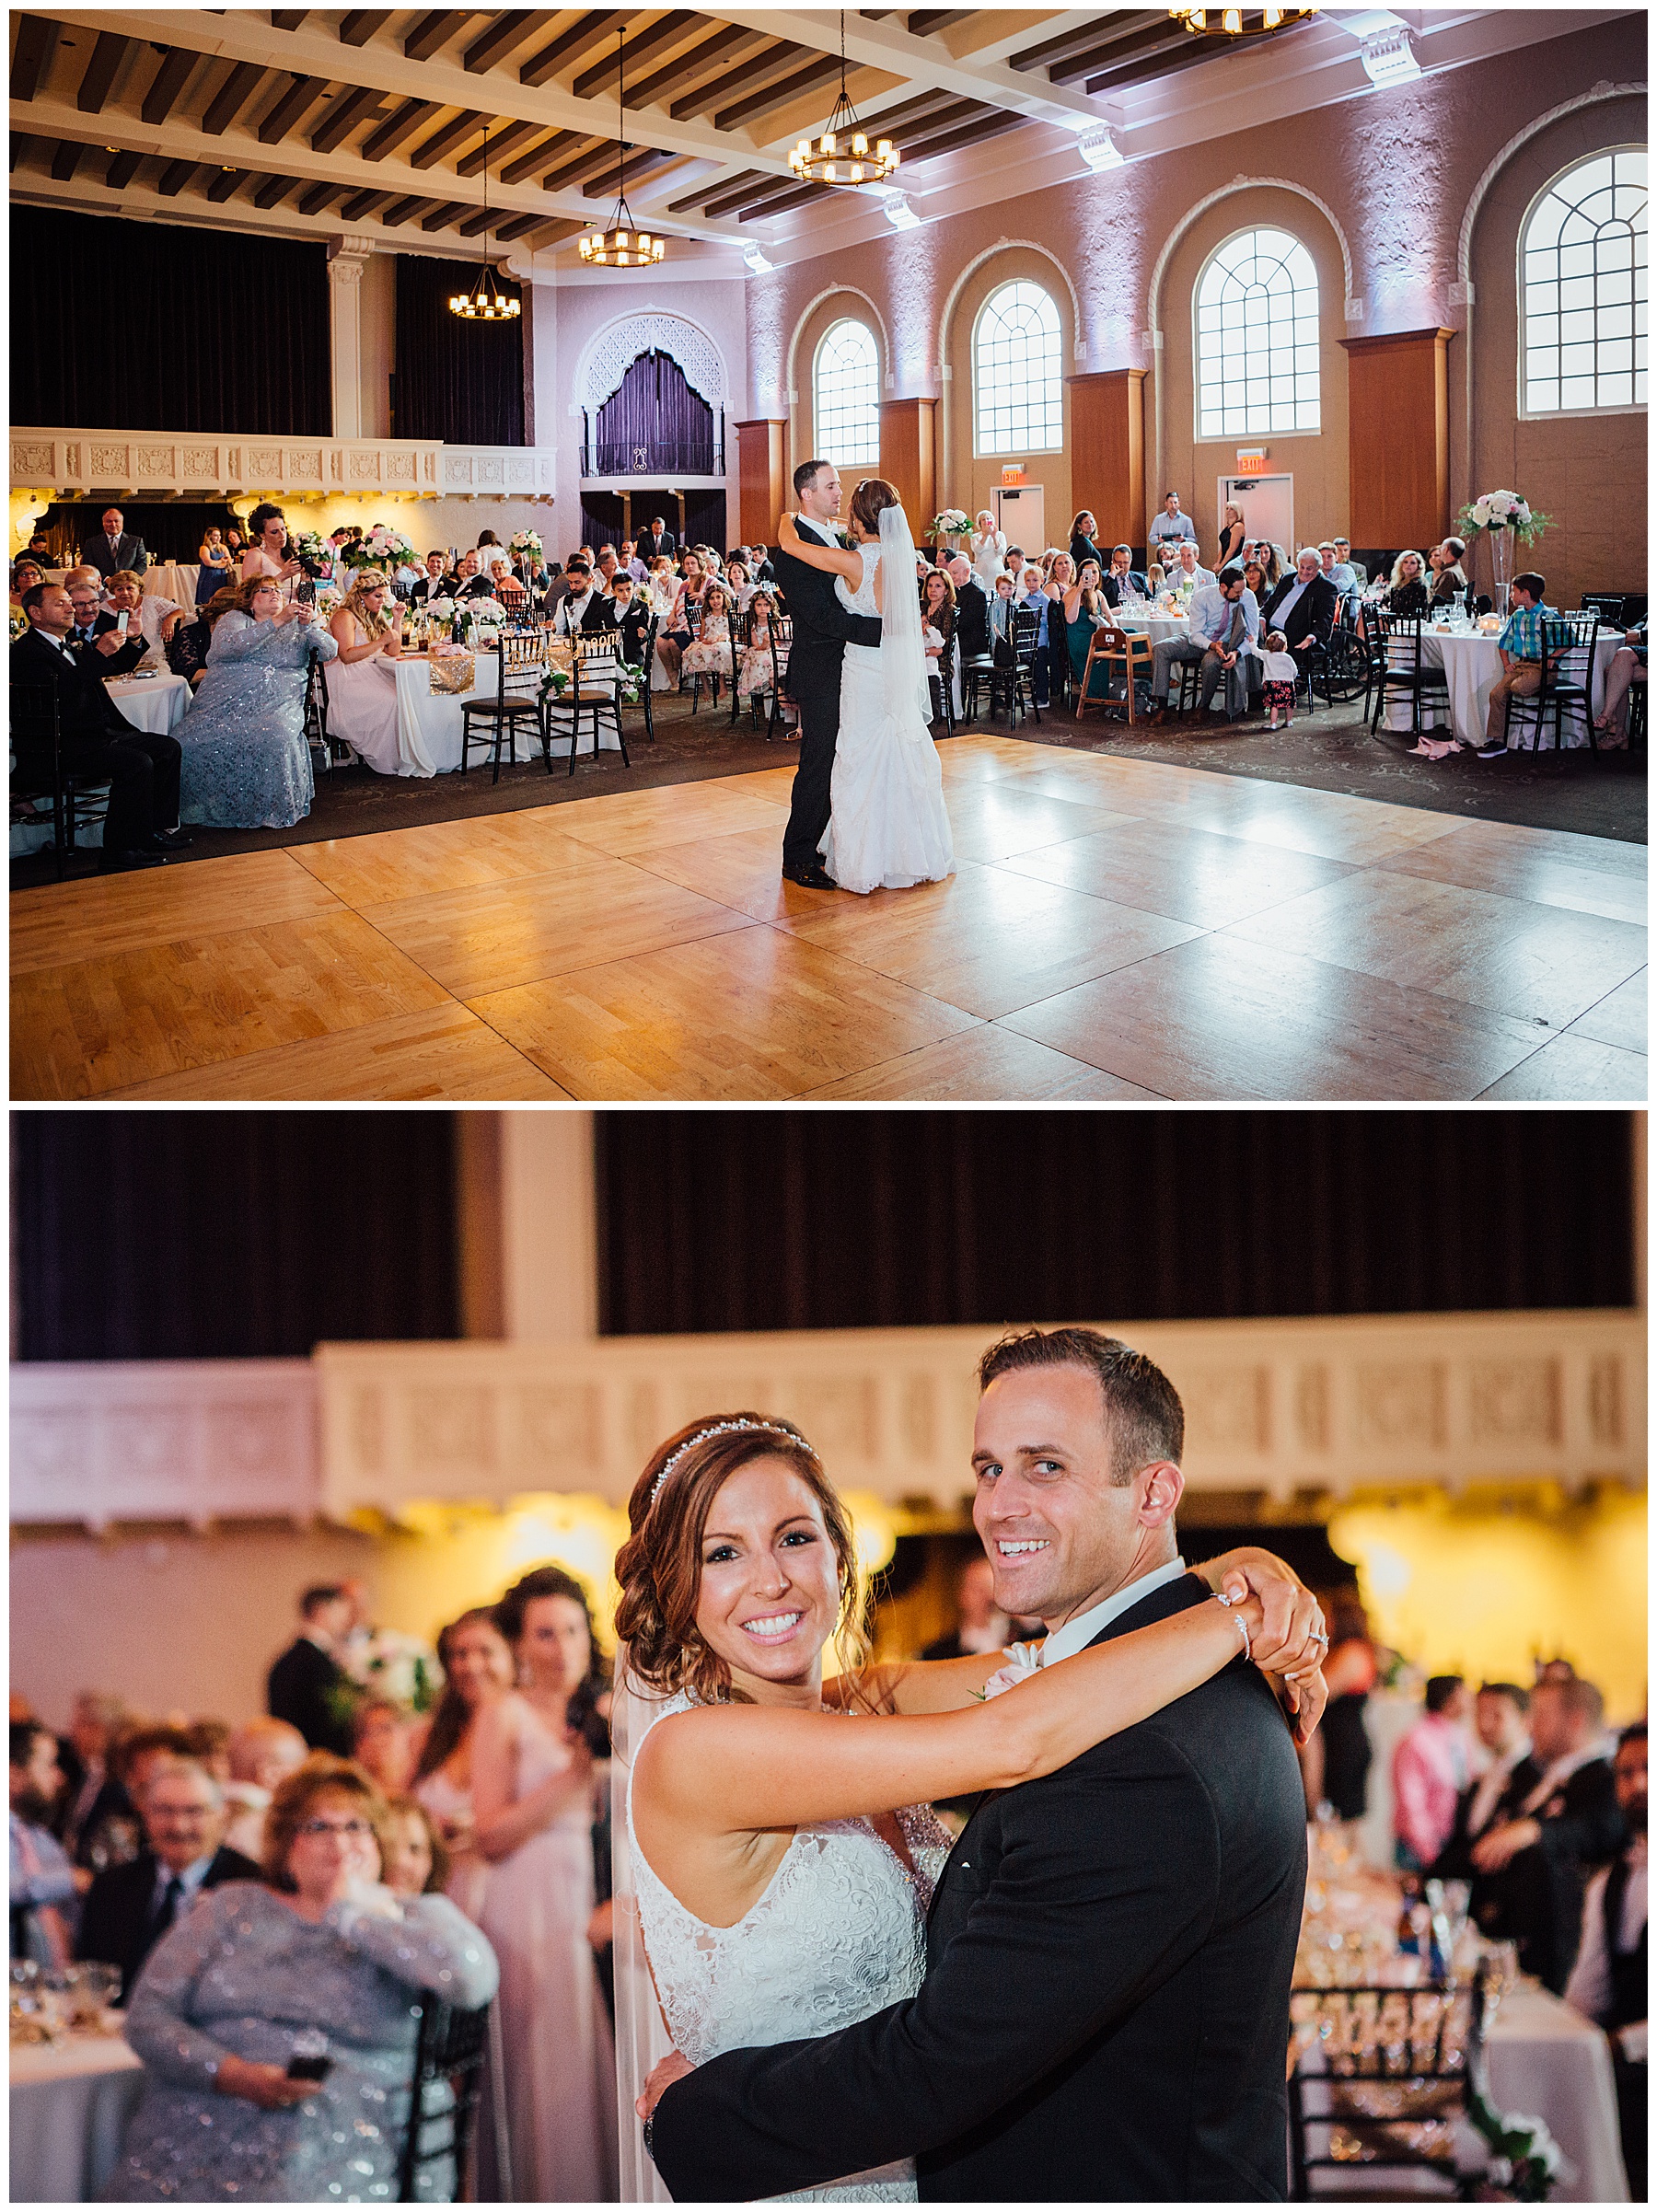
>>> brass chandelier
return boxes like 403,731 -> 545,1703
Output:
1167,5 -> 1316,35
448,125 -> 520,319
789,11 -> 898,189
579,27 -> 665,267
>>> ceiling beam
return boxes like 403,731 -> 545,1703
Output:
11,17 -> 60,105
75,30 -> 129,114
252,169 -> 297,206
1006,16 -> 1127,73
499,129 -> 571,185
270,11 -> 309,29
340,184 -> 388,219
573,11 -> 700,100
156,156 -> 196,195
456,114 -> 539,172
666,164 -> 770,212
421,198 -> 467,228
668,40 -> 800,121
536,136 -> 618,192
1088,29 -> 1295,96
377,191 -> 426,223
205,165 -> 249,201
139,44 -> 197,126
520,214 -> 582,249
401,11 -> 469,64
519,11 -> 625,89
50,137 -> 86,180
410,106 -> 485,166
295,177 -> 341,213
361,94 -> 437,159
338,11 -> 392,48
580,145 -> 679,196
462,10 -> 555,74
1050,22 -> 1194,86
732,176 -> 822,220
491,206 -> 544,241
712,52 -> 843,133
626,23 -> 771,111
105,144 -> 142,187
898,105 -> 1027,168
201,58 -> 267,134
309,83 -> 381,153
906,9 -> 974,33
256,70 -> 326,142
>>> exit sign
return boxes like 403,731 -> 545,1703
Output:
1001,464 -> 1027,486
1235,447 -> 1268,470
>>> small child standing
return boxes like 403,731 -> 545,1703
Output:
1259,629 -> 1299,728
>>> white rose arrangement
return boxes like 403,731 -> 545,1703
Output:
1456,489 -> 1549,545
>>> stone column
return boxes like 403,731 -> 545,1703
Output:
456,1112 -> 597,1342
326,235 -> 375,443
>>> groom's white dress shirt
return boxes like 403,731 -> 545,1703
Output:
1036,1555 -> 1190,1668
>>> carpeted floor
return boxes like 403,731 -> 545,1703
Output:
11,684 -> 1643,891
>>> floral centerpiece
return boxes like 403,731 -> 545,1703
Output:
290,527 -> 330,562
508,529 -> 543,562
341,1624 -> 442,1714
1465,2083 -> 1563,2202
314,585 -> 342,617
458,595 -> 508,643
1455,488 -> 1551,599
930,507 -> 971,544
341,523 -> 417,573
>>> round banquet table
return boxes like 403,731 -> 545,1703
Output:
1483,1984 -> 1629,2201
10,672 -> 191,856
145,561 -> 200,611
10,2030 -> 145,2203
1384,626 -> 1621,749
1116,608 -> 1191,646
391,649 -> 625,775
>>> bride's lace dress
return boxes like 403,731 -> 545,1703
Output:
628,1690 -> 952,2202
820,544 -> 955,897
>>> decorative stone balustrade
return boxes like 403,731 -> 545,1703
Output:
9,1311 -> 1644,1532
9,430 -> 556,503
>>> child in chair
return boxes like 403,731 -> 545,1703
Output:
1259,629 -> 1299,729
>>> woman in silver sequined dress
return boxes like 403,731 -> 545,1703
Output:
105,1755 -> 497,2204
176,573 -> 335,829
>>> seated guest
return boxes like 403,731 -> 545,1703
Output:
1067,508 -> 1104,575
921,1555 -> 1011,1662
268,1586 -> 357,1756
655,551 -> 710,681
64,565 -> 145,677
104,1755 -> 498,2205
80,504 -> 150,579
1471,1674 -> 1624,1991
380,1795 -> 449,1901
10,557 -> 46,608
1260,547 -> 1338,677
1594,620 -> 1646,738
1318,541 -> 1360,603
1101,544 -> 1135,608
325,571 -> 403,777
682,580 -> 736,684
223,1720 -> 309,1865
11,582 -> 186,870
408,550 -> 454,606
1332,537 -> 1366,587
11,1720 -> 81,1965
736,589 -> 780,703
921,566 -> 957,720
486,551 -> 527,608
1392,1675 -> 1471,1871
197,527 -> 232,576
1247,539 -> 1283,592
105,569 -> 185,665
176,574 -> 336,829
1145,562 -> 1259,723
746,542 -> 776,585
637,515 -> 676,561
999,545 -> 1030,598
947,553 -> 991,659
1148,490 -> 1198,553
1242,556 -> 1268,607
1433,1681 -> 1539,1882
90,1726 -> 200,1871
58,1693 -> 132,1865
167,585 -> 238,690
26,527 -> 55,566
724,557 -> 755,610
76,1758 -> 259,2003
1384,549 -> 1431,616
555,557 -> 614,638
606,571 -> 652,665
1168,539 -> 1217,596
181,1722 -> 233,1788
1429,538 -> 1469,605
618,539 -> 647,583
450,548 -> 494,603
1566,1723 -> 1646,2201
1473,570 -> 1558,759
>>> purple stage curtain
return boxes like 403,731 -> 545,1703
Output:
594,352 -> 714,476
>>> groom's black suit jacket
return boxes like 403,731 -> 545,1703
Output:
650,1571 -> 1308,2202
769,522 -> 883,874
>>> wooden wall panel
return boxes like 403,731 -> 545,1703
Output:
1339,329 -> 1453,550
879,396 -> 936,531
1068,368 -> 1146,552
735,416 -> 787,545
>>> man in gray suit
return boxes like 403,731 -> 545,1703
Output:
78,506 -> 150,578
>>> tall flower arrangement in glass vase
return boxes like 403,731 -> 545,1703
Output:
1455,490 -> 1550,604
341,523 -> 418,574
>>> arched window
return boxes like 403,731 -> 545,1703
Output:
1194,227 -> 1320,438
1521,148 -> 1646,415
813,318 -> 880,467
973,280 -> 1063,454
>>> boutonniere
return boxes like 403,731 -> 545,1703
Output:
973,1640 -> 1045,1701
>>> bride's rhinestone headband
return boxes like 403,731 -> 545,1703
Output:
649,1419 -> 812,1503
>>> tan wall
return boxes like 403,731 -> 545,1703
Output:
1467,92 -> 1648,609
1157,186 -> 1350,560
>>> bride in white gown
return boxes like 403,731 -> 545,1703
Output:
608,1414 -> 1325,2202
776,484 -> 955,896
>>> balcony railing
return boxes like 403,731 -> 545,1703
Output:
581,437 -> 724,480
9,429 -> 557,502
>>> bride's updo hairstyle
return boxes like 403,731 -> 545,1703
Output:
848,478 -> 902,539
614,1414 -> 863,1704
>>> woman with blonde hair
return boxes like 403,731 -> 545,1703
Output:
1217,501 -> 1247,569
1385,550 -> 1431,616
968,507 -> 1007,590
325,567 -> 406,775
105,1755 -> 497,2202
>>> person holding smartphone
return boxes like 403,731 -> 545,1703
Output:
106,1755 -> 498,2203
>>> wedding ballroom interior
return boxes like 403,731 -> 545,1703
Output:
8,1106 -> 1649,2203
7,4 -> 1648,1106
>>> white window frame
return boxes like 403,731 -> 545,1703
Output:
1517,145 -> 1647,423
972,279 -> 1064,457
812,318 -> 881,469
1192,226 -> 1321,442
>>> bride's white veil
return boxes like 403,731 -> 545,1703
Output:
610,1650 -> 675,2203
877,497 -> 934,731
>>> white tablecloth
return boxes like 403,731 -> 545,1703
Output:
145,562 -> 200,610
1385,628 -> 1620,748
11,2032 -> 145,2203
10,674 -> 191,856
1117,610 -> 1192,646
391,653 -> 625,774
1485,1985 -> 1629,2201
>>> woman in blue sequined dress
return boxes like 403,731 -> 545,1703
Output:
105,1755 -> 497,2204
176,573 -> 335,828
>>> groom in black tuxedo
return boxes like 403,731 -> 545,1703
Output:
645,1326 -> 1312,2201
771,457 -> 884,890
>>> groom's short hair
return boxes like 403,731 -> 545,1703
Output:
977,1327 -> 1184,1485
794,457 -> 831,498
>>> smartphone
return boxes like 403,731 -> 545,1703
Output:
295,579 -> 316,608
286,2054 -> 331,2082
115,610 -> 130,637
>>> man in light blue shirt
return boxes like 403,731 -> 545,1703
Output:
1147,563 -> 1259,721
1148,492 -> 1198,551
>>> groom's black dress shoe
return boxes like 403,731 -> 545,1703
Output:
782,863 -> 839,889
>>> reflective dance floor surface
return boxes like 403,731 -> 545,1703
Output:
12,734 -> 1647,1101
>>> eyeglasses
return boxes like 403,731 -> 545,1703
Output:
295,1818 -> 375,1839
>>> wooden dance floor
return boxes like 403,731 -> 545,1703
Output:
12,735 -> 1647,1101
